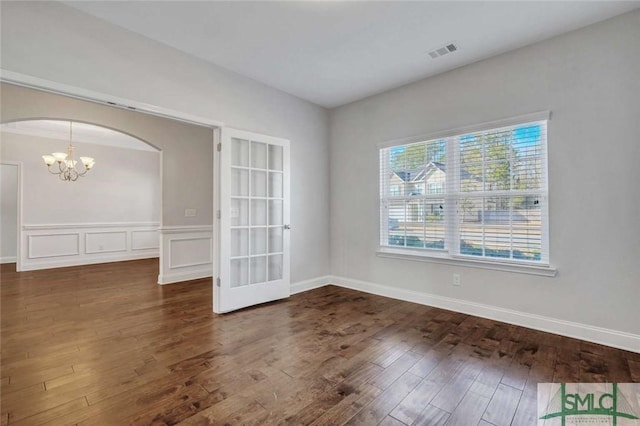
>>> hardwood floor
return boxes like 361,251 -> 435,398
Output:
1,259 -> 638,425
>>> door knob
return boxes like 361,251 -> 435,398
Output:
284,224 -> 291,230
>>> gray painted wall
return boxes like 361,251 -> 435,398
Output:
329,10 -> 640,335
0,1 -> 331,282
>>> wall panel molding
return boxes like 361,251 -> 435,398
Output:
158,227 -> 213,285
85,231 -> 127,254
20,222 -> 158,271
27,233 -> 80,259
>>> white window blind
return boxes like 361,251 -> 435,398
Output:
379,117 -> 549,265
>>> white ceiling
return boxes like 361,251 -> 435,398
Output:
66,1 -> 639,108
1,120 -> 158,152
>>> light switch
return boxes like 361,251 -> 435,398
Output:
185,209 -> 197,217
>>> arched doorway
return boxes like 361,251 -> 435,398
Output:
1,119 -> 162,272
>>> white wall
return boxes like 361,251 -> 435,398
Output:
329,10 -> 640,337
0,164 -> 18,262
1,132 -> 160,225
0,1 -> 331,283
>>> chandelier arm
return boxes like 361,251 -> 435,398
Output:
47,165 -> 62,175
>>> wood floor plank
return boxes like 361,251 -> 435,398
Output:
429,357 -> 482,412
346,372 -> 421,425
378,415 -> 407,426
445,390 -> 490,426
511,380 -> 538,426
368,350 -> 422,390
389,355 -> 465,424
481,383 -> 522,426
629,359 -> 640,382
411,404 -> 450,426
2,260 -> 638,425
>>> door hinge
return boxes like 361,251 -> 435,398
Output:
216,210 -> 221,219
217,142 -> 222,152
216,277 -> 221,287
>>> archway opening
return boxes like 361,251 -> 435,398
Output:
1,119 -> 162,272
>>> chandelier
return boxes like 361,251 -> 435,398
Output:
41,121 -> 95,181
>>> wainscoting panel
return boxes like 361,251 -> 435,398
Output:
158,226 -> 214,285
20,222 -> 159,271
85,231 -> 127,254
28,233 -> 80,259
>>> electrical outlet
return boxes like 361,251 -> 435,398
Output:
453,273 -> 461,286
185,209 -> 197,217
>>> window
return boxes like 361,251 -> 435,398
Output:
379,113 -> 549,267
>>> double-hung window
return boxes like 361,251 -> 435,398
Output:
379,113 -> 550,269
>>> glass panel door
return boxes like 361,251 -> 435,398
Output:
217,128 -> 290,313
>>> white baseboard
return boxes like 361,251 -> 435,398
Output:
290,275 -> 333,295
289,275 -> 640,354
0,256 -> 17,264
19,252 -> 158,271
158,267 -> 213,285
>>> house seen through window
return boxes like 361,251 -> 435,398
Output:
379,118 -> 549,265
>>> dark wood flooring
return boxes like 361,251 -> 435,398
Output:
1,259 -> 638,425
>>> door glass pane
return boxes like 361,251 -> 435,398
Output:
251,170 -> 267,197
231,258 -> 248,287
250,256 -> 266,284
231,229 -> 248,257
231,168 -> 249,196
230,198 -> 248,226
268,172 -> 283,198
269,227 -> 283,253
269,200 -> 283,226
250,228 -> 266,255
268,254 -> 283,281
251,200 -> 266,226
269,144 -> 283,171
251,142 -> 267,169
231,138 -> 249,167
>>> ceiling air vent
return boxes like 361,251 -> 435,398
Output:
428,43 -> 458,59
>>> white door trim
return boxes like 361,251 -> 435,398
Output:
0,161 -> 23,271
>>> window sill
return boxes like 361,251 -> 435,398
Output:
376,247 -> 557,277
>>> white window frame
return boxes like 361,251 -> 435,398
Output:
377,111 -> 556,277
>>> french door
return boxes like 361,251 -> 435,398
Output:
216,128 -> 290,313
